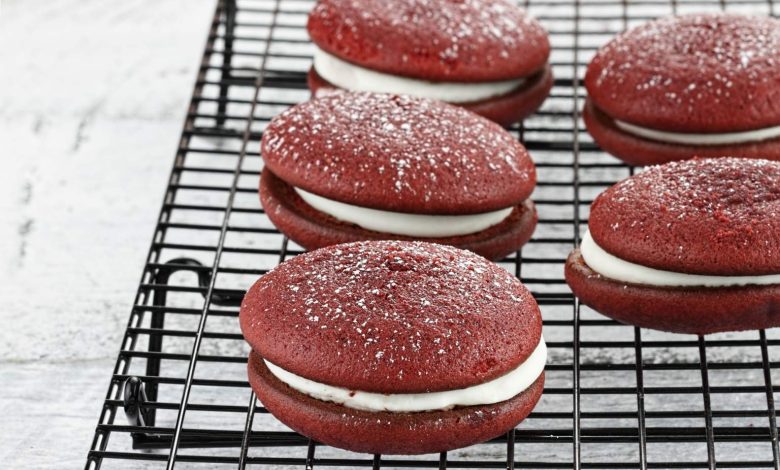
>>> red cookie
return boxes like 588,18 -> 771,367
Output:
565,158 -> 780,334
585,13 -> 780,165
260,92 -> 538,260
240,240 -> 545,454
306,0 -> 552,126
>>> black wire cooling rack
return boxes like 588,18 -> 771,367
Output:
85,0 -> 780,468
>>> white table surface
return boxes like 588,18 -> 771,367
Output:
0,1 -> 216,467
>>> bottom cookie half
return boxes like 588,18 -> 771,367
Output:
307,64 -> 554,128
566,249 -> 780,334
248,351 -> 545,455
260,170 -> 538,261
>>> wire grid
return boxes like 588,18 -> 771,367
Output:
84,0 -> 780,468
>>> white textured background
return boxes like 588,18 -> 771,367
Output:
0,1 -> 215,467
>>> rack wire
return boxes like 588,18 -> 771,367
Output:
84,0 -> 780,468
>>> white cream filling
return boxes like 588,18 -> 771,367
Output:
265,339 -> 546,413
295,187 -> 514,238
614,119 -> 780,146
580,231 -> 780,287
313,47 -> 524,103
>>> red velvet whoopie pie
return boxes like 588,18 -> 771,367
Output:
260,92 -> 538,261
239,240 -> 546,455
565,158 -> 780,335
585,13 -> 780,165
306,0 -> 553,127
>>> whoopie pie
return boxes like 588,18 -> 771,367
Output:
306,0 -> 553,127
240,240 -> 546,455
565,158 -> 780,335
585,13 -> 780,165
259,92 -> 538,261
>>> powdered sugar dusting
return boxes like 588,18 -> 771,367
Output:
240,240 -> 541,393
261,92 -> 535,214
590,158 -> 780,276
586,13 -> 780,132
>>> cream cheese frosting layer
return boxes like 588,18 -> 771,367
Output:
614,119 -> 780,146
313,47 -> 525,103
580,230 -> 780,287
265,339 -> 546,413
295,187 -> 514,238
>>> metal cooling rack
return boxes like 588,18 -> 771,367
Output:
84,0 -> 780,468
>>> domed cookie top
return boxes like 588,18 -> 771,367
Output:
239,240 -> 542,394
307,0 -> 550,82
261,92 -> 536,215
586,13 -> 780,133
589,158 -> 780,276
